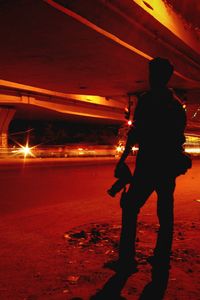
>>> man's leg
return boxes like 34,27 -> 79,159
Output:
119,176 -> 154,267
153,177 -> 176,267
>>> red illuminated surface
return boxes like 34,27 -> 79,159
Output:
0,1 -> 199,299
0,159 -> 199,299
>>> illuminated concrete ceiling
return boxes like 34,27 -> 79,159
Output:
166,0 -> 200,30
0,0 -> 200,129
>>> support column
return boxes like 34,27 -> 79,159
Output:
0,107 -> 16,149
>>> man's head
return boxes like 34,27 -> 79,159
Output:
149,57 -> 174,88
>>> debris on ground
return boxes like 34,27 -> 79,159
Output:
60,221 -> 200,299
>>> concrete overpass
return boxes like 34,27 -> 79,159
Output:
0,0 -> 200,147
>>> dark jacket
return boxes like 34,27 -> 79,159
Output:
127,88 -> 187,173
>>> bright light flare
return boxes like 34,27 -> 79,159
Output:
116,145 -> 125,153
185,147 -> 200,154
19,144 -> 33,157
132,146 -> 139,152
11,139 -> 36,158
127,120 -> 132,126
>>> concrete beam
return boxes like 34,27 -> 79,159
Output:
0,107 -> 16,148
0,85 -> 126,122
46,0 -> 200,87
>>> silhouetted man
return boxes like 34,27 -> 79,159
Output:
114,57 -> 187,275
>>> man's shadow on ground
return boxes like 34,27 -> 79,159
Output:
138,267 -> 169,300
89,263 -> 169,300
90,271 -> 130,300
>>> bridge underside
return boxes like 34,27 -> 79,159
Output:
0,0 -> 200,146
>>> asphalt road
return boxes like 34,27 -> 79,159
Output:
0,158 -> 199,299
0,157 -> 121,216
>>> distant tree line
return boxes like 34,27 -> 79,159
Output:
9,120 -> 121,146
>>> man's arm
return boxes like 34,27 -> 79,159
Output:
115,126 -> 138,170
115,95 -> 141,170
117,134 -> 134,165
